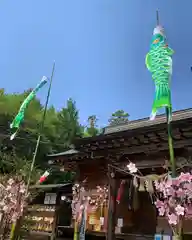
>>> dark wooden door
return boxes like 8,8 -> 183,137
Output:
133,192 -> 157,234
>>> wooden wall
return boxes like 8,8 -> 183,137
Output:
77,160 -> 157,235
116,191 -> 156,235
78,160 -> 108,187
76,157 -> 192,237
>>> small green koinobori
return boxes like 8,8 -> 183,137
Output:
145,25 -> 174,122
10,76 -> 48,140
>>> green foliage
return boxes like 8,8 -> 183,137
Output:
0,91 -> 84,164
0,89 -> 88,185
43,170 -> 76,184
55,98 -> 84,148
84,115 -> 100,137
108,110 -> 129,126
0,152 -> 42,185
0,87 -> 131,186
0,89 -> 49,160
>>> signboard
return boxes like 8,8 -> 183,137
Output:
100,217 -> 104,226
44,193 -> 56,205
117,218 -> 123,228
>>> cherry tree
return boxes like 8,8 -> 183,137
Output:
127,162 -> 192,240
0,176 -> 28,238
154,172 -> 192,239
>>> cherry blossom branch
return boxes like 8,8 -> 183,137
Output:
108,164 -> 168,180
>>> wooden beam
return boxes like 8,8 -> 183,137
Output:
87,139 -> 192,156
75,118 -> 192,149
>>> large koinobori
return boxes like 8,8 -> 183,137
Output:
10,76 -> 48,140
145,24 -> 174,122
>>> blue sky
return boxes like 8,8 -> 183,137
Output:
1,0 -> 192,126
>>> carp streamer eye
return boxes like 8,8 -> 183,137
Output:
153,38 -> 160,44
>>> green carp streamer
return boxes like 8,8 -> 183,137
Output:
145,26 -> 174,121
10,76 -> 48,140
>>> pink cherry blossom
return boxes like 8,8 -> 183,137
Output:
176,188 -> 185,197
155,181 -> 165,192
7,179 -> 14,185
154,171 -> 192,232
155,199 -> 164,208
158,207 -> 165,216
171,178 -> 180,186
175,205 -> 185,216
165,179 -> 172,188
127,163 -> 138,173
0,177 -> 27,224
3,206 -> 8,211
186,206 -> 192,216
166,186 -> 175,196
168,213 -> 178,225
183,183 -> 190,189
168,197 -> 176,207
124,165 -> 192,236
179,172 -> 192,182
154,180 -> 159,189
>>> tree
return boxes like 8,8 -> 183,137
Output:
44,170 -> 76,184
0,89 -> 58,165
88,115 -> 97,128
0,152 -> 44,239
0,177 -> 28,239
0,152 -> 42,184
56,98 -> 84,148
84,115 -> 99,137
0,88 -> 102,184
0,89 -> 86,171
108,110 -> 129,126
126,161 -> 192,240
154,173 -> 192,240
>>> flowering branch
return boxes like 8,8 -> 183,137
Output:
126,161 -> 192,239
0,177 -> 28,224
154,172 -> 192,237
71,183 -> 108,221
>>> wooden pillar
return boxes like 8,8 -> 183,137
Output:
51,190 -> 62,240
107,165 -> 117,240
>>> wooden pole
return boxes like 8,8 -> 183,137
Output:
51,191 -> 61,240
26,61 -> 55,191
107,165 -> 117,240
156,10 -> 159,25
10,62 -> 55,240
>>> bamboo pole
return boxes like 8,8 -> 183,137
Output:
26,61 -> 55,191
10,62 -> 55,240
156,10 -> 176,178
166,108 -> 176,177
156,10 -> 178,238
